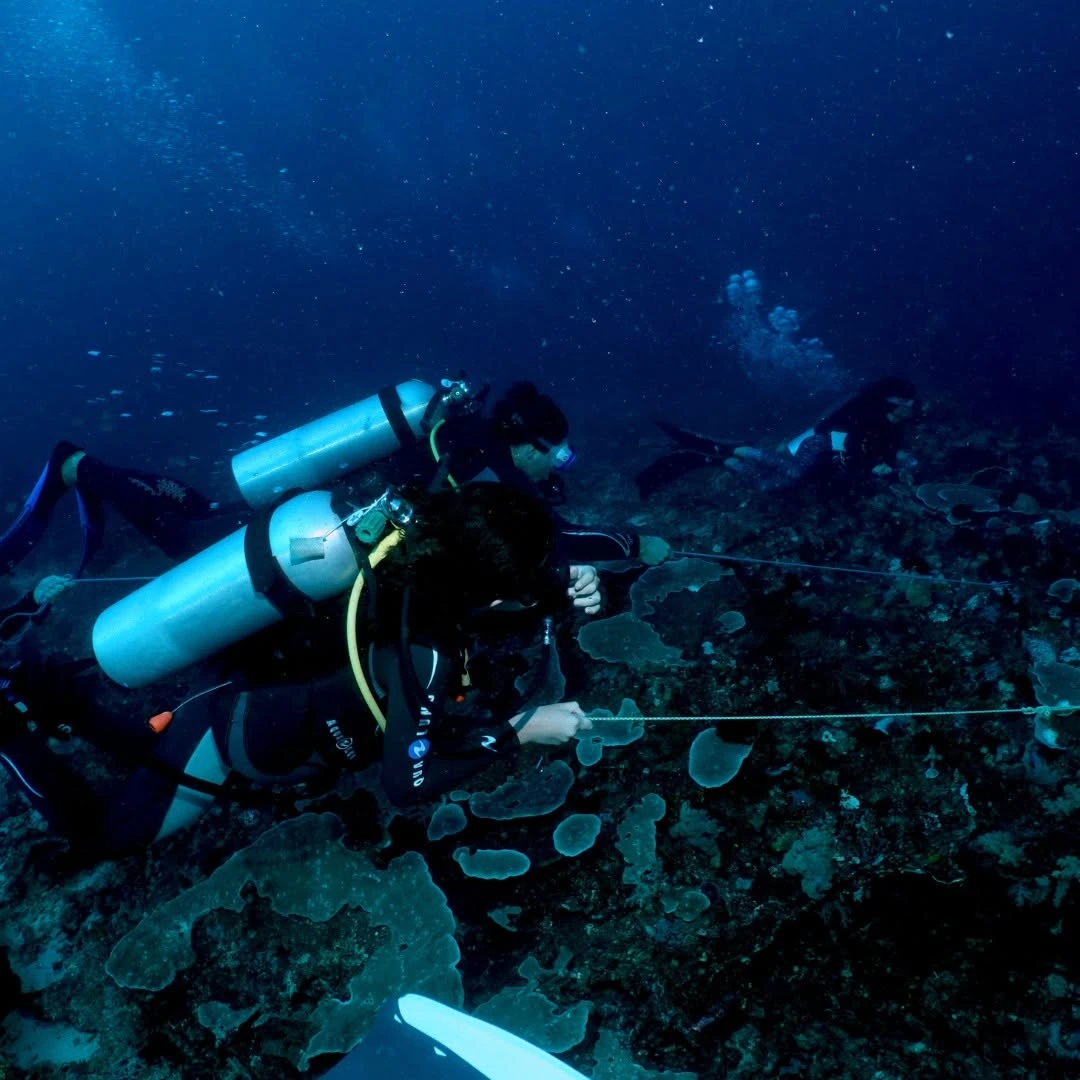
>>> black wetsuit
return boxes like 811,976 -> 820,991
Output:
0,589 -> 523,859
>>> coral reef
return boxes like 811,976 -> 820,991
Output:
3,401 -> 1080,1077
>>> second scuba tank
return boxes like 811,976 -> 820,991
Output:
231,379 -> 435,508
92,490 -> 360,688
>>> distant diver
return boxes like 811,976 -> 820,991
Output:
636,376 -> 919,499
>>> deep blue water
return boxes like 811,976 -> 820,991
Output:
1,0 -> 1077,506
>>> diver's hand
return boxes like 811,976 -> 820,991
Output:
724,446 -> 794,490
638,535 -> 671,566
568,565 -> 601,615
724,446 -> 764,471
33,574 -> 74,606
513,702 -> 593,746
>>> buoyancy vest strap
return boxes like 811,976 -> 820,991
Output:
427,419 -> 458,491
379,385 -> 416,449
244,489 -> 313,618
346,529 -> 406,731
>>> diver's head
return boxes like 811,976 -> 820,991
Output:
864,377 -> 919,424
384,483 -> 566,620
493,382 -> 575,484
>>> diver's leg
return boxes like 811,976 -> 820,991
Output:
70,452 -> 225,559
96,724 -> 230,852
1,439 -> 230,574
61,673 -> 234,851
2,661 -> 232,856
0,721 -> 230,859
0,728 -> 106,850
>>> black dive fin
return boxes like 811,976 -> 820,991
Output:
655,420 -> 742,459
74,487 -> 105,577
636,451 -> 719,499
75,455 -> 218,559
0,442 -> 80,574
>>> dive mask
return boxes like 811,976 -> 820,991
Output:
532,438 -> 576,472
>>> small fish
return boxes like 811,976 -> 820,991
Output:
160,410 -> 175,418
87,350 -> 101,357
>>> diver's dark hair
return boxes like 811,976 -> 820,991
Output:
492,382 -> 569,448
377,483 -> 558,618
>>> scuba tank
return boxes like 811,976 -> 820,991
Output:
93,489 -> 362,688
93,486 -> 415,689
231,380 -> 434,508
93,376 -> 485,688
231,376 -> 486,508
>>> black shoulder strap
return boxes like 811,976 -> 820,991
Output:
378,385 -> 417,448
243,490 -> 314,618
396,587 -> 431,717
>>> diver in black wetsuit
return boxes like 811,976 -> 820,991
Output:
0,438 -> 227,576
636,376 -> 919,499
0,483 -> 601,860
0,382 -> 671,577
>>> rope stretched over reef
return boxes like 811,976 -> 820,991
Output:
639,705 -> 1071,723
74,576 -> 157,583
672,549 -> 1004,589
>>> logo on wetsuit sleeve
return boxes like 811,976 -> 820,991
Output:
408,738 -> 430,760
323,717 -> 357,761
411,700 -> 434,787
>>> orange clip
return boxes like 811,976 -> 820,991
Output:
147,710 -> 174,735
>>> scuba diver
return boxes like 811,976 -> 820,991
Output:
636,376 -> 919,499
0,482 -> 601,860
0,380 -> 670,581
